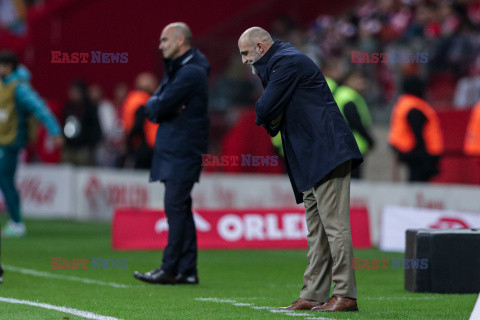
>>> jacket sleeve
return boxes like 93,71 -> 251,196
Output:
145,66 -> 201,123
15,83 -> 62,136
255,56 -> 300,126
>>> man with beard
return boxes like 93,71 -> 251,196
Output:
238,27 -> 362,312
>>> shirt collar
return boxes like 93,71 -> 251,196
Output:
252,40 -> 282,74
164,48 -> 195,75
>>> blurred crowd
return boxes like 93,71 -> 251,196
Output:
9,0 -> 480,175
210,0 -> 480,117
51,73 -> 159,169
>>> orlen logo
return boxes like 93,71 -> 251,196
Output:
154,212 -> 307,242
84,176 -> 148,211
217,213 -> 307,242
429,217 -> 470,229
155,213 -> 211,233
18,177 -> 56,204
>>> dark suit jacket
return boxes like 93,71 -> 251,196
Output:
253,41 -> 363,203
145,48 -> 210,182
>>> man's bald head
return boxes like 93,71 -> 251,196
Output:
238,27 -> 274,68
159,22 -> 193,59
163,22 -> 192,45
239,27 -> 273,47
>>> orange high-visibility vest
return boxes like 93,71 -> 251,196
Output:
464,101 -> 480,156
122,90 -> 158,148
388,94 -> 443,155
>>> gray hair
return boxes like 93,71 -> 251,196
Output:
165,22 -> 193,44
242,27 -> 273,46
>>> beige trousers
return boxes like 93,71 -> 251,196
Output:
299,160 -> 357,302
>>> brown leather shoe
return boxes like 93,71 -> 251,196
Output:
311,296 -> 358,312
279,298 -> 323,310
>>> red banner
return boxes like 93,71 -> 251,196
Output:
111,207 -> 371,250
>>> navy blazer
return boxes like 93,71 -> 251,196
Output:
253,41 -> 363,203
145,48 -> 210,182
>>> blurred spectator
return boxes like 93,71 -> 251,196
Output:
89,84 -> 124,167
322,58 -> 347,92
464,99 -> 480,156
0,50 -> 62,237
121,72 -> 158,169
113,82 -> 129,111
62,80 -> 102,166
0,0 -> 27,35
388,76 -> 443,182
334,70 -> 375,178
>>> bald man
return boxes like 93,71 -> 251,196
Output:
133,22 -> 210,285
238,27 -> 362,312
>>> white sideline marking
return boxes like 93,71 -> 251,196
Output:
470,293 -> 480,320
195,297 -> 336,320
3,265 -> 141,288
0,297 -> 123,320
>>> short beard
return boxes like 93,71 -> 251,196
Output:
248,49 -> 262,75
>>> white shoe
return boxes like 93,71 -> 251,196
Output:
2,221 -> 26,238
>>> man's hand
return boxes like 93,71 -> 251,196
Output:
271,112 -> 283,128
255,112 -> 283,127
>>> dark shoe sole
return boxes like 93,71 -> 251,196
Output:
133,272 -> 176,285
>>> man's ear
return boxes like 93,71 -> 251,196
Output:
256,42 -> 263,54
177,34 -> 185,47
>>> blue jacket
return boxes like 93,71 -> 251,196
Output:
1,65 -> 61,149
145,48 -> 210,182
253,41 -> 363,203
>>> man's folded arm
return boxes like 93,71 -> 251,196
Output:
255,56 -> 299,126
145,67 -> 200,123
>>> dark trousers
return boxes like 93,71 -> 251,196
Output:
161,180 -> 197,276
0,147 -> 21,223
405,156 -> 440,182
0,222 -> 3,278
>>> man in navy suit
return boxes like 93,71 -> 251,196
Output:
238,27 -> 363,312
133,22 -> 209,285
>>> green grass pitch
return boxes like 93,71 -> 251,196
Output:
0,218 -> 477,319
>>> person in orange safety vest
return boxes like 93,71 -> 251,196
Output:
122,72 -> 158,169
388,76 -> 443,182
464,100 -> 480,156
